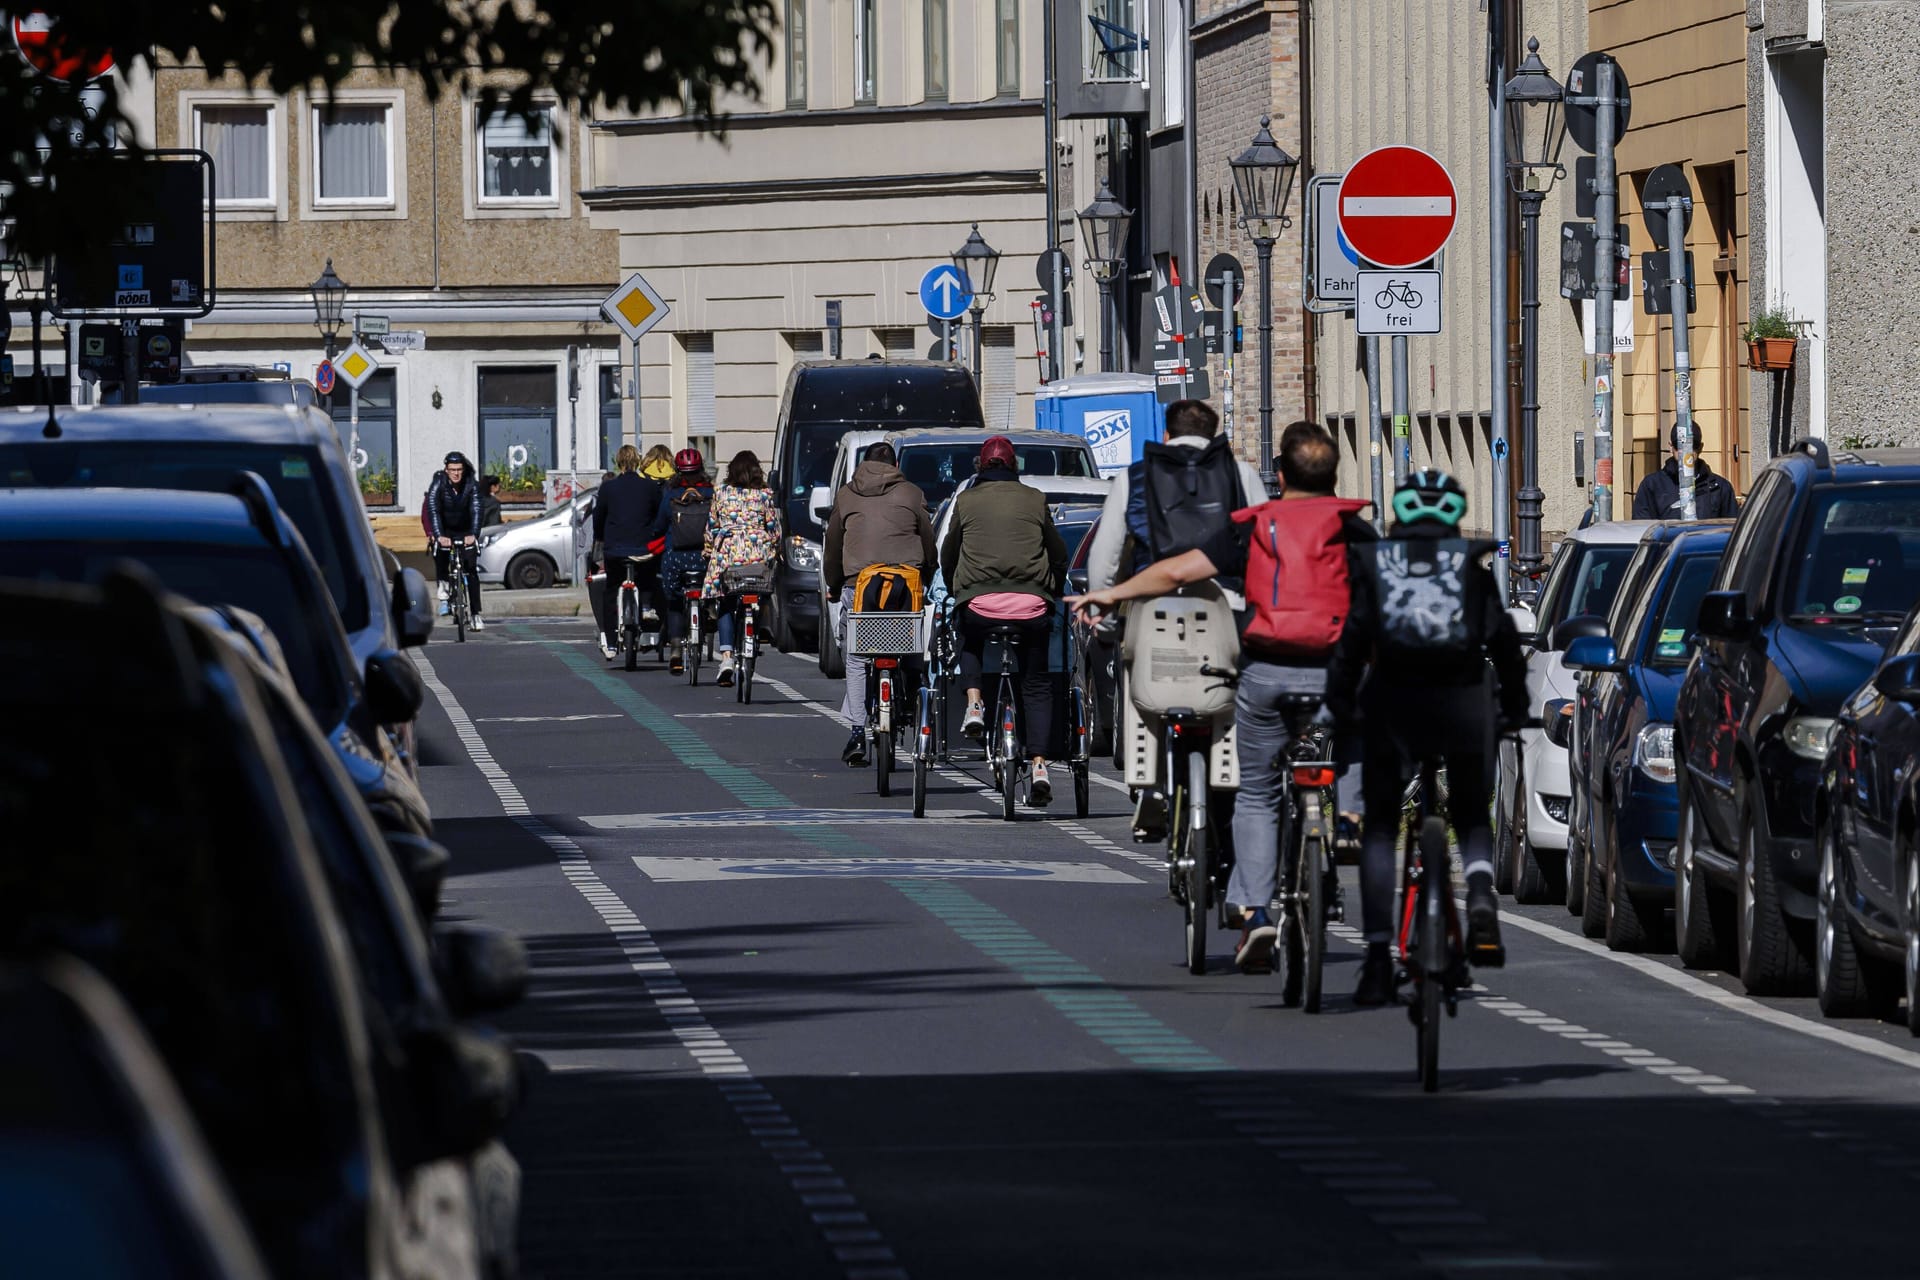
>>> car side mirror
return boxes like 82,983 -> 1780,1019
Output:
1543,698 -> 1575,749
809,485 -> 833,522
1549,612 -> 1606,653
364,649 -> 425,724
1874,653 -> 1920,703
435,924 -> 530,1017
405,1024 -> 521,1164
1563,634 -> 1623,673
1507,603 -> 1539,647
386,832 -> 450,920
1696,590 -> 1753,641
392,567 -> 434,648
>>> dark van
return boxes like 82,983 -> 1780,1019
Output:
768,359 -> 984,649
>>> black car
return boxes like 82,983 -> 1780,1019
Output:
0,573 -> 510,1280
769,359 -> 984,650
1817,603 -> 1920,1027
1673,440 -> 1920,994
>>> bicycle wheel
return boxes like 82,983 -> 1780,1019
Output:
1417,815 -> 1448,1092
741,651 -> 756,703
1185,749 -> 1210,976
875,720 -> 894,797
1303,823 -> 1327,1014
454,592 -> 467,643
1073,764 -> 1089,818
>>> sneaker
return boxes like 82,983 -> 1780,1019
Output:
1131,789 -> 1168,843
1353,944 -> 1399,1006
962,701 -> 986,740
670,651 -> 685,675
438,601 -> 451,617
716,654 -> 736,687
1234,908 -> 1279,973
1028,760 -> 1052,806
841,729 -> 868,767
1465,882 -> 1506,967
470,616 -> 485,632
436,582 -> 449,601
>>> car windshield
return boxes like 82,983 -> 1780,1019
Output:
1784,484 -> 1920,621
129,383 -> 298,406
785,425 -> 847,536
1543,543 -> 1638,629
0,542 -> 348,725
896,444 -> 1097,508
0,442 -> 369,632
1645,554 -> 1720,668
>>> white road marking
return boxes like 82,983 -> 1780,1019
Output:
474,713 -> 624,723
754,672 -> 853,726
583,807 -> 982,828
675,711 -> 819,719
631,856 -> 1144,883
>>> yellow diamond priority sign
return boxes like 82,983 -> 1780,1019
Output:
601,271 -> 670,342
335,340 -> 379,390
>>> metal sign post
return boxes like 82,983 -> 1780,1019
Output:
1391,336 -> 1412,485
1204,253 -> 1244,446
601,272 -> 670,450
1666,195 -> 1696,519
1366,337 -> 1386,531
1566,53 -> 1630,525
566,343 -> 580,506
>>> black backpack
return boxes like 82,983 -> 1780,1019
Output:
1363,536 -> 1481,666
1140,435 -> 1247,562
669,487 -> 711,551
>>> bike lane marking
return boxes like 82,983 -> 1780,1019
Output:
417,652 -> 908,1280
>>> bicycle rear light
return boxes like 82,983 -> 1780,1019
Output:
1291,765 -> 1337,788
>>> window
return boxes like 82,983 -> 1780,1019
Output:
195,105 -> 273,206
312,103 -> 392,204
854,0 -> 877,104
478,367 -> 559,493
877,328 -> 916,360
995,0 -> 1020,96
923,0 -> 949,102
784,0 -> 808,107
477,106 -> 555,203
599,365 -> 624,468
981,326 -> 1016,429
680,334 -> 716,441
328,369 -> 398,506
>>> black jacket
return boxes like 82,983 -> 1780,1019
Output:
592,471 -> 671,554
426,462 -> 482,538
1325,520 -> 1529,726
1632,458 -> 1739,521
480,493 -> 503,530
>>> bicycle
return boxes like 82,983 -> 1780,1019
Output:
1375,279 -> 1423,310
681,587 -> 713,686
442,541 -> 476,643
617,552 -> 662,672
980,623 -> 1027,822
912,599 -> 958,819
720,561 -> 775,704
848,608 -> 927,799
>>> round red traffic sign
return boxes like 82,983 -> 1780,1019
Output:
1336,146 -> 1458,270
12,11 -> 114,83
315,361 -> 337,396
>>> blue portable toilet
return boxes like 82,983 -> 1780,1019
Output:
1032,373 -> 1161,477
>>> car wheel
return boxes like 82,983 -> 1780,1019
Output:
818,611 -> 845,679
1580,817 -> 1607,938
1904,843 -> 1920,1037
1675,786 -> 1730,971
1493,765 -> 1516,895
1565,815 -> 1589,918
1512,768 -> 1553,904
1603,815 -> 1652,952
1737,797 -> 1815,996
505,551 -> 554,591
1816,817 -> 1888,1018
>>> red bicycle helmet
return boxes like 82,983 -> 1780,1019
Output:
977,435 -> 1017,471
673,447 -> 705,474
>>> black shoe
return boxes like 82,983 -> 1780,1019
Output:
841,730 -> 868,767
1466,882 -> 1506,968
1353,945 -> 1399,1006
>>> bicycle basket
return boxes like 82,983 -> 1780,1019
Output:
720,561 -> 776,595
1120,585 -> 1238,721
847,610 -> 928,657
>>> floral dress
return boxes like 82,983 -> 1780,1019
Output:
702,484 -> 781,597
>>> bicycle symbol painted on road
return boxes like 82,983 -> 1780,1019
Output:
1374,278 -> 1423,311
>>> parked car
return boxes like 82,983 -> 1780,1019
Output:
769,359 -> 985,652
108,364 -> 320,409
1498,520 -> 1650,902
0,957 -> 270,1280
0,572 -> 512,1280
1561,521 -> 1732,951
1816,601 -> 1920,1025
477,488 -> 593,589
1674,440 -> 1920,993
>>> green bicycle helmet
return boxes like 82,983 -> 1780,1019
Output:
1391,468 -> 1467,528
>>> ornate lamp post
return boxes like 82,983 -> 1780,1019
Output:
1076,179 -> 1132,374
1229,116 -> 1299,487
951,224 -> 1001,380
309,257 -> 348,414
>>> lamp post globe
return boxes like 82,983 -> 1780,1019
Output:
1228,115 -> 1298,488
1077,180 -> 1132,373
310,258 -> 348,358
952,224 -> 1000,379
1504,38 -> 1567,194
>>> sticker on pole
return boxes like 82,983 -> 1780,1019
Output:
1337,147 -> 1458,270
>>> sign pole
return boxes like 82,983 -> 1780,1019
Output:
1487,0 -> 1512,604
120,318 -> 138,405
1591,57 -> 1619,525
1221,270 -> 1237,446
1667,195 -> 1696,520
1366,336 -> 1386,531
566,343 -> 580,505
1391,334 -> 1411,485
629,335 -> 640,449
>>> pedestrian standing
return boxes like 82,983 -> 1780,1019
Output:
1631,423 -> 1740,520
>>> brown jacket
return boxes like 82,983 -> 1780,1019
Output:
822,460 -> 936,590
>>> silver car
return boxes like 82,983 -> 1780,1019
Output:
476,492 -> 594,590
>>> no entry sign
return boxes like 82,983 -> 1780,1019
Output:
1336,147 -> 1458,271
12,11 -> 114,83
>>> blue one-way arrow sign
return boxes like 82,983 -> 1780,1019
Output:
919,264 -> 973,321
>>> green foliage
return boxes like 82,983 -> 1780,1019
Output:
486,453 -> 546,492
356,463 -> 396,496
1837,427 -> 1913,451
1742,306 -> 1799,343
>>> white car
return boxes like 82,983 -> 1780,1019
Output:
1498,520 -> 1651,903
475,491 -> 595,590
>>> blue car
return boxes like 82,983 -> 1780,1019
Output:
1564,522 -> 1732,951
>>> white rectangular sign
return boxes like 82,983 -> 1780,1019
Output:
1355,270 -> 1442,336
1581,297 -> 1636,354
378,329 -> 426,352
1314,181 -> 1358,305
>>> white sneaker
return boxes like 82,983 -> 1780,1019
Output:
436,581 -> 449,601
1028,760 -> 1052,806
470,616 -> 485,632
962,702 -> 986,740
599,634 -> 618,660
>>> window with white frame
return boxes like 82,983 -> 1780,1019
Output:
195,105 -> 274,206
477,105 -> 557,203
312,103 -> 393,204
854,0 -> 877,105
784,0 -> 808,107
923,0 -> 949,102
995,0 -> 1020,96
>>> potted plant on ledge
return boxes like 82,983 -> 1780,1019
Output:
488,454 -> 547,506
1744,306 -> 1799,371
357,463 -> 396,508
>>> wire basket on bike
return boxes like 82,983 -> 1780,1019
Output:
848,610 -> 928,656
719,561 -> 775,596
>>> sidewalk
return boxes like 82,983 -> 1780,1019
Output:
479,585 -> 589,617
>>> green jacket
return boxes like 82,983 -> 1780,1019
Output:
939,470 -> 1067,605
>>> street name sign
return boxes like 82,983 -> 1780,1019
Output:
1337,147 -> 1458,270
334,340 -> 379,390
919,264 -> 972,321
355,313 -> 390,337
1356,270 -> 1442,335
378,329 -> 427,352
601,271 -> 669,342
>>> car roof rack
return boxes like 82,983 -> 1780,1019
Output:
1787,437 -> 1831,471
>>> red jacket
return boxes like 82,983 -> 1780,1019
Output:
1234,496 -> 1372,660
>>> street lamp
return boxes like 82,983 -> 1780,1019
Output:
1076,178 -> 1132,374
1504,38 -> 1567,594
952,224 -> 1001,380
310,258 -> 348,414
1229,115 -> 1299,486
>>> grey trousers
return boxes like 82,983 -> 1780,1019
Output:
837,605 -> 871,726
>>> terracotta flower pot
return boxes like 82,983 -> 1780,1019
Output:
499,489 -> 545,505
360,490 -> 395,507
1748,337 -> 1797,372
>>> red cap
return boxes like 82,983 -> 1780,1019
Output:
977,435 -> 1017,471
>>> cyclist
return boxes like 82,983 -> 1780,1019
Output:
703,450 -> 782,687
1068,422 -> 1372,972
1325,469 -> 1531,1004
940,435 -> 1068,804
822,440 -> 935,766
426,451 -> 486,632
662,448 -> 714,675
591,443 -> 671,662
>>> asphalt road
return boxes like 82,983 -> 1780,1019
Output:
418,617 -> 1920,1279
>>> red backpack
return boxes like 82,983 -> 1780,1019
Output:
1235,496 -> 1369,659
